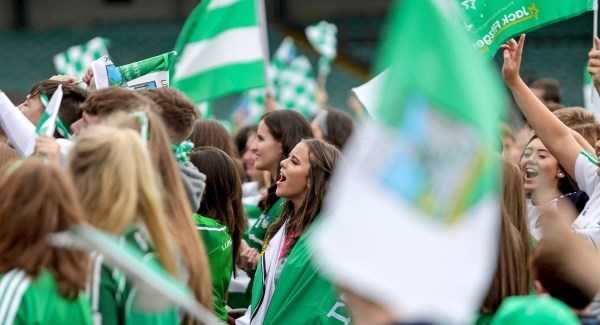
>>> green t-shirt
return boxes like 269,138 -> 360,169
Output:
244,198 -> 285,251
92,229 -> 179,325
194,214 -> 233,321
0,269 -> 93,325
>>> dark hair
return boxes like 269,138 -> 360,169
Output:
323,108 -> 354,150
190,147 -> 245,269
80,88 -> 156,117
0,158 -> 89,299
531,78 -> 561,104
234,125 -> 257,157
190,120 -> 238,158
29,80 -> 88,135
532,241 -> 595,310
139,88 -> 198,143
265,139 -> 340,250
259,110 -> 313,212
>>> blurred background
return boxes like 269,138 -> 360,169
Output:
0,0 -> 595,120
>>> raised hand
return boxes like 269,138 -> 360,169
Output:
501,34 -> 526,86
588,37 -> 600,92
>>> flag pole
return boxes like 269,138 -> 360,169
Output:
593,0 -> 598,103
256,0 -> 272,97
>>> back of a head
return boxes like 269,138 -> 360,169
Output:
140,88 -> 198,143
531,78 -> 561,104
69,126 -> 178,276
262,110 -> 313,158
80,87 -> 156,118
532,238 -> 597,310
324,108 -> 355,150
190,147 -> 245,264
0,158 -> 88,298
554,107 -> 600,147
29,80 -> 88,129
105,111 -> 214,310
491,296 -> 579,325
191,120 -> 238,158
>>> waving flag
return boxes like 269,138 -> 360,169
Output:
54,37 -> 110,78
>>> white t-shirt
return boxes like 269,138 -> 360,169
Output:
572,152 -> 600,248
527,200 -> 543,241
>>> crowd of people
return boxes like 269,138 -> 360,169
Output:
6,19 -> 600,325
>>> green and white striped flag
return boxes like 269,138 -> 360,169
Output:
311,0 -> 503,322
305,21 -> 338,78
172,0 -> 266,103
35,85 -> 63,137
53,37 -> 110,78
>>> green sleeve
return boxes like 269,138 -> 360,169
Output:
244,199 -> 285,250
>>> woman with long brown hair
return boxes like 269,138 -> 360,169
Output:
0,159 -> 92,324
105,110 -> 213,320
477,160 -> 531,323
69,126 -> 180,324
237,139 -> 350,325
190,147 -> 246,321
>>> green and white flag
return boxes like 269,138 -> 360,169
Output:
311,0 -> 504,323
583,66 -> 600,118
244,87 -> 266,123
119,51 -> 176,90
173,0 -> 266,103
305,21 -> 338,78
49,225 -> 222,325
461,0 -> 594,57
91,55 -> 124,89
35,85 -> 63,137
53,37 -> 110,78
275,55 -> 319,117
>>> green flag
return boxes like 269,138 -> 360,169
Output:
118,51 -> 176,89
310,0 -> 504,322
305,21 -> 338,78
173,0 -> 266,103
35,85 -> 64,137
461,0 -> 594,57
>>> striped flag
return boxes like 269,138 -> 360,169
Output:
172,0 -> 266,103
311,0 -> 504,322
35,85 -> 64,137
53,37 -> 110,78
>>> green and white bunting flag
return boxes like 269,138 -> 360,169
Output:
172,0 -> 266,103
118,51 -> 176,90
53,37 -> 110,78
311,0 -> 504,323
269,37 -> 298,91
35,85 -> 64,137
583,66 -> 600,118
49,225 -> 222,325
305,21 -> 338,78
460,0 -> 594,57
244,87 -> 266,123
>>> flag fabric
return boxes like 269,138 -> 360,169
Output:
305,21 -> 338,78
118,51 -> 176,90
352,69 -> 388,116
0,92 -> 37,156
275,55 -> 319,118
35,85 -> 64,137
461,0 -> 594,57
91,56 -> 124,89
53,37 -> 110,78
310,0 -> 504,323
583,66 -> 600,119
172,0 -> 266,103
49,225 -> 221,325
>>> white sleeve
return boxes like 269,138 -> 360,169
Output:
575,152 -> 600,196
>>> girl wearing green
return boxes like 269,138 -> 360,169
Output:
190,147 -> 246,321
241,110 -> 313,259
237,139 -> 350,325
0,159 -> 92,324
69,126 -> 181,324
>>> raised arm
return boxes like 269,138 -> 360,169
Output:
502,35 -> 582,179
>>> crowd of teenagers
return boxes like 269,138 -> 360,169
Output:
8,31 -> 600,325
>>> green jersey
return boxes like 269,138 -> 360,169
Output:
244,198 -> 285,250
90,229 -> 179,325
0,269 -> 93,325
194,214 -> 233,321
